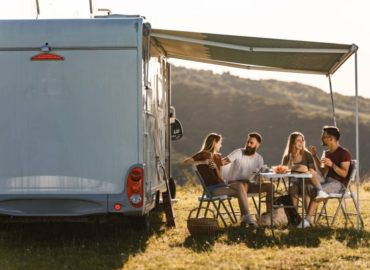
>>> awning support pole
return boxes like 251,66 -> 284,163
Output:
355,49 -> 360,234
328,75 -> 337,127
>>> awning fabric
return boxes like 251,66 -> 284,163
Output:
151,29 -> 357,75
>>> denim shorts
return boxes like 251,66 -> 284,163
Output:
292,177 -> 304,185
207,183 -> 228,195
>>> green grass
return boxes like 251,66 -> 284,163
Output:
1,185 -> 369,270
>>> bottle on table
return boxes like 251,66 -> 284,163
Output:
320,150 -> 326,168
288,153 -> 294,169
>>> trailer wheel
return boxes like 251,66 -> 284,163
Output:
154,190 -> 160,209
169,178 -> 176,199
130,212 -> 150,230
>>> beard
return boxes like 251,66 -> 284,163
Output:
244,146 -> 256,156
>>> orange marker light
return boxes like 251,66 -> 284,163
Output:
131,183 -> 141,193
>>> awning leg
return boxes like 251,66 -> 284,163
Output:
328,75 -> 337,127
355,49 -> 360,235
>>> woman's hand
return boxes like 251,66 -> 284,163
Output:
309,145 -> 317,156
208,160 -> 217,170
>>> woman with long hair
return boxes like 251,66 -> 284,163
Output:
282,132 -> 328,227
183,133 -> 257,227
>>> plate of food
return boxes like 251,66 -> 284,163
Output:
272,165 -> 289,174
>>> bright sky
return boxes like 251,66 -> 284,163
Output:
1,0 -> 369,99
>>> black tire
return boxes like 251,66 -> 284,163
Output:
130,212 -> 150,230
154,190 -> 161,209
169,178 -> 176,199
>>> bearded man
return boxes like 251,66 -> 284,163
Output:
222,133 -> 274,221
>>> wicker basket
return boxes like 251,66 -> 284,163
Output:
187,207 -> 218,236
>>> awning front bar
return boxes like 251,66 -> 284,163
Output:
151,33 -> 350,54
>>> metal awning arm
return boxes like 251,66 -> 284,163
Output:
328,75 -> 337,127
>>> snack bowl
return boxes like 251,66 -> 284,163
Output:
272,165 -> 289,174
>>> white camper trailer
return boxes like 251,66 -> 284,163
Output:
0,16 -> 182,228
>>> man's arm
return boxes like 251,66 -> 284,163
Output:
324,159 -> 350,178
309,145 -> 328,175
222,149 -> 240,166
338,161 -> 351,178
222,157 -> 231,166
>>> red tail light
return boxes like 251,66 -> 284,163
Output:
131,171 -> 141,181
127,167 -> 143,208
31,53 -> 64,61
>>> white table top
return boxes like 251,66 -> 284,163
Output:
260,172 -> 312,178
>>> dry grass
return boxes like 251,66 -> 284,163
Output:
0,184 -> 369,270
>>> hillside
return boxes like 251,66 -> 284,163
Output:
171,66 -> 370,185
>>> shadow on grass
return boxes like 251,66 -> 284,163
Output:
0,209 -> 166,270
181,235 -> 216,253
233,225 -> 370,249
179,226 -> 246,253
179,223 -> 370,253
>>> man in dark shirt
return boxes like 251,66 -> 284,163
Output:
297,126 -> 351,228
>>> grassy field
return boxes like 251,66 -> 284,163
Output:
0,184 -> 369,270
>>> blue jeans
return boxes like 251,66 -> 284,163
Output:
207,183 -> 228,195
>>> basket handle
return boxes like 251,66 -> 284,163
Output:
188,207 -> 216,219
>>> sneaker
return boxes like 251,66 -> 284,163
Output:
241,214 -> 258,227
296,219 -> 311,228
314,190 -> 329,203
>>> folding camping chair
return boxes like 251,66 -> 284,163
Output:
192,165 -> 237,227
315,160 -> 364,227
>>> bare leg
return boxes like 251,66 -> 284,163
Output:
248,183 -> 275,212
306,169 -> 320,186
212,183 -> 250,215
228,182 -> 250,215
306,188 -> 320,217
228,180 -> 249,193
289,183 -> 300,213
243,182 -> 248,193
303,185 -> 311,213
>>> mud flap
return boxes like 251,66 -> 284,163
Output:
162,188 -> 176,227
169,178 -> 176,199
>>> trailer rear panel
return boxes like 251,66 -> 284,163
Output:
0,19 -> 141,195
